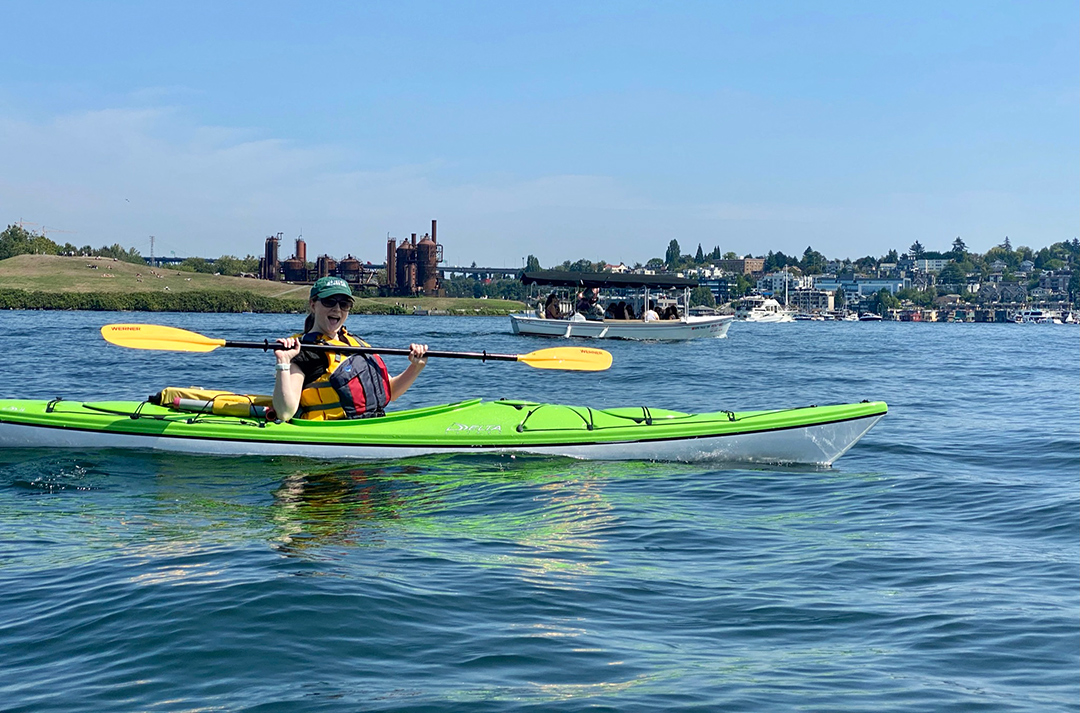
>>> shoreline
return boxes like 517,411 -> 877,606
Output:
0,288 -> 526,316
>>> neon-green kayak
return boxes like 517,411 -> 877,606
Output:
0,397 -> 886,465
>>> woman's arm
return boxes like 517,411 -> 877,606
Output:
388,343 -> 428,402
271,337 -> 305,421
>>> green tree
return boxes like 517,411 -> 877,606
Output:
689,285 -> 715,307
95,243 -> 145,264
951,236 -> 967,257
909,241 -> 926,259
730,273 -> 754,299
869,288 -> 900,315
214,255 -> 242,276
694,244 -> 704,264
985,246 -> 1019,270
665,239 -> 681,267
0,225 -> 61,259
764,251 -> 798,272
723,251 -> 738,260
525,254 -> 542,272
800,246 -> 826,275
1000,236 -> 1012,251
882,249 -> 899,264
239,255 -> 260,274
897,286 -> 937,307
938,261 -> 968,286
645,257 -> 665,270
179,257 -> 215,273
556,258 -> 607,273
854,256 -> 877,271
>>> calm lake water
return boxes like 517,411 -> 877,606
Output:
1,311 -> 1077,712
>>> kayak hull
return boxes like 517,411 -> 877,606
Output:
0,398 -> 887,465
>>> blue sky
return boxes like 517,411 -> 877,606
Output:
1,1 -> 1076,267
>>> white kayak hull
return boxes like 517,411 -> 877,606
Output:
0,411 -> 882,465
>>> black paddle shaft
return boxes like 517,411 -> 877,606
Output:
222,340 -> 520,363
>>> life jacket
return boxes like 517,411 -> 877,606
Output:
295,328 -> 391,420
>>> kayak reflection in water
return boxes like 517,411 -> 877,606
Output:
272,276 -> 428,422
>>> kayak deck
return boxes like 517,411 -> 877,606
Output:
0,397 -> 887,465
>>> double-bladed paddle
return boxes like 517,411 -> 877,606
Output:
100,324 -> 613,372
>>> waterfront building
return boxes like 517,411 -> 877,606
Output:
757,271 -> 812,296
813,275 -> 909,296
789,288 -> 835,313
700,276 -> 739,303
978,282 -> 1027,304
912,258 -> 950,273
1039,270 -> 1072,294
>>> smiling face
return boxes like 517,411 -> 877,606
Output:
310,296 -> 353,337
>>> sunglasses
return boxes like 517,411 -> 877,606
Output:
319,297 -> 354,310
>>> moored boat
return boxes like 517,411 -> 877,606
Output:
736,295 -> 795,323
1012,309 -> 1063,324
0,397 -> 887,465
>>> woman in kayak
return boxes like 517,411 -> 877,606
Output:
272,276 -> 428,422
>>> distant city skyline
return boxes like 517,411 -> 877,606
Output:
2,2 -> 1077,267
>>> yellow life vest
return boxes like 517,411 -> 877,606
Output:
295,328 -> 391,421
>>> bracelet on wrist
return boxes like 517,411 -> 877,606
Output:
275,363 -> 291,372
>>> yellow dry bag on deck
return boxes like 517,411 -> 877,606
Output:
152,387 -> 275,419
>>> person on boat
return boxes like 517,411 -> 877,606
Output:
576,287 -> 604,321
272,276 -> 428,422
608,300 -> 631,320
544,292 -> 563,319
643,302 -> 659,321
662,304 -> 680,320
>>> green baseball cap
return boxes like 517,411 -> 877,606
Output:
310,276 -> 353,300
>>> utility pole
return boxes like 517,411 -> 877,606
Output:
149,236 -> 155,267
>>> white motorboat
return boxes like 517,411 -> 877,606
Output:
736,295 -> 795,323
1013,309 -> 1063,324
512,271 -> 734,341
858,312 -> 884,321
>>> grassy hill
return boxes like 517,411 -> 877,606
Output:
0,255 -> 528,314
0,254 -> 307,297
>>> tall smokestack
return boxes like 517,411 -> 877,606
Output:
431,219 -> 437,243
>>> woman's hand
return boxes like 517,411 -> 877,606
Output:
276,337 -> 302,365
408,343 -> 429,367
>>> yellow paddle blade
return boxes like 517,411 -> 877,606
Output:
518,346 -> 612,372
100,324 -> 226,353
